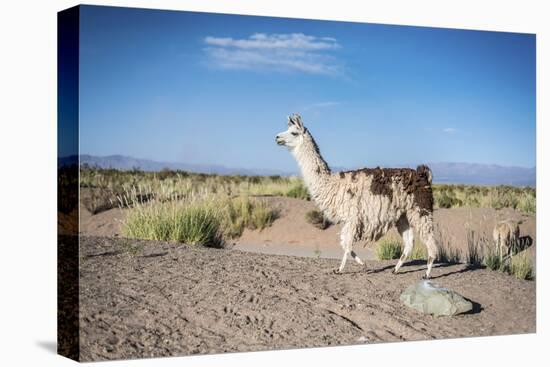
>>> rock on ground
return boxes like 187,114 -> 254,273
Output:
400,280 -> 473,316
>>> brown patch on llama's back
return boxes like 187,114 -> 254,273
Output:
338,166 -> 434,215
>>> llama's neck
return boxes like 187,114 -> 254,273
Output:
291,130 -> 331,196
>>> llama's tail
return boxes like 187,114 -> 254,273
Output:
416,164 -> 432,184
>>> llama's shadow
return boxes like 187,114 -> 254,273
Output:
364,260 -> 456,275
516,235 -> 533,252
428,264 -> 483,279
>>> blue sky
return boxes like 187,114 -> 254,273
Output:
78,5 -> 536,172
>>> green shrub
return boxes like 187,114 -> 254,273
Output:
122,192 -> 278,246
510,252 -> 534,280
305,209 -> 330,230
220,196 -> 278,238
517,193 -> 536,214
484,247 -> 504,271
285,182 -> 310,200
436,191 -> 461,209
410,242 -> 427,260
123,201 -> 224,248
376,240 -> 402,260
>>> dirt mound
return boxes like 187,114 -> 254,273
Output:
79,236 -> 535,361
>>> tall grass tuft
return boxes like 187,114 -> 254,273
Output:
410,241 -> 428,260
120,186 -> 278,247
466,230 -> 484,266
123,200 -> 224,248
376,240 -> 402,260
305,209 -> 330,230
285,182 -> 310,200
510,252 -> 534,280
483,247 -> 503,271
436,243 -> 461,264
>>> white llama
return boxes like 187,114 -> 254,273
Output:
276,114 -> 438,278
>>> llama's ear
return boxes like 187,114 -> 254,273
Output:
288,113 -> 304,130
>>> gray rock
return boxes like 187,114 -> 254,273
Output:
400,280 -> 473,316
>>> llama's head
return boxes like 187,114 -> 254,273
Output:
275,114 -> 306,149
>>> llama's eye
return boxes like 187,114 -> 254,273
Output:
291,132 -> 299,136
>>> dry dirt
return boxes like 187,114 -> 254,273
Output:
79,236 -> 535,362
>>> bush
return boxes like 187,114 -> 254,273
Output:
81,187 -> 119,214
436,191 -> 461,209
410,242 -> 427,260
510,252 -> 534,280
123,201 -> 224,248
285,182 -> 310,200
484,250 -> 502,271
220,196 -> 278,238
376,240 -> 402,260
517,193 -> 536,214
305,209 -> 330,230
122,192 -> 278,246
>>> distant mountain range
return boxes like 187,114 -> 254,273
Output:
59,154 -> 535,187
61,154 -> 289,177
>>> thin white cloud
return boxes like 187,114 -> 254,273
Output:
303,101 -> 341,111
443,128 -> 458,134
203,33 -> 342,75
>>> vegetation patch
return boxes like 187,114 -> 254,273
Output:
120,188 -> 278,247
376,240 -> 402,260
436,243 -> 462,264
509,251 -> 534,280
433,184 -> 535,214
305,209 -> 330,230
410,241 -> 427,260
285,182 -> 310,200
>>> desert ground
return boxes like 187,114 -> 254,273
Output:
76,192 -> 536,361
79,235 -> 535,362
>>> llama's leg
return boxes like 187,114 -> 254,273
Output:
422,233 -> 437,279
409,213 -> 437,279
350,251 -> 365,266
334,221 -> 356,274
393,226 -> 414,274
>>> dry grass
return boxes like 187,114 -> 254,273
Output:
376,240 -> 402,260
81,168 -> 535,214
433,184 -> 535,214
118,185 -> 278,247
509,251 -> 534,280
305,209 -> 330,230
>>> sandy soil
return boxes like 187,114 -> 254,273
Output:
80,196 -> 536,263
79,236 -> 535,362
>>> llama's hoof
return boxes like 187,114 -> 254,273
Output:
332,269 -> 342,275
422,274 -> 430,280
392,269 -> 398,275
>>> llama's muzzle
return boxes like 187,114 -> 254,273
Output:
276,136 -> 285,145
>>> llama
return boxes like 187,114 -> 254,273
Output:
276,114 -> 438,278
493,220 -> 520,260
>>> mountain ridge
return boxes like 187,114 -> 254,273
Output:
59,154 -> 535,187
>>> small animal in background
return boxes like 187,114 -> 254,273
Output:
493,220 -> 520,259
